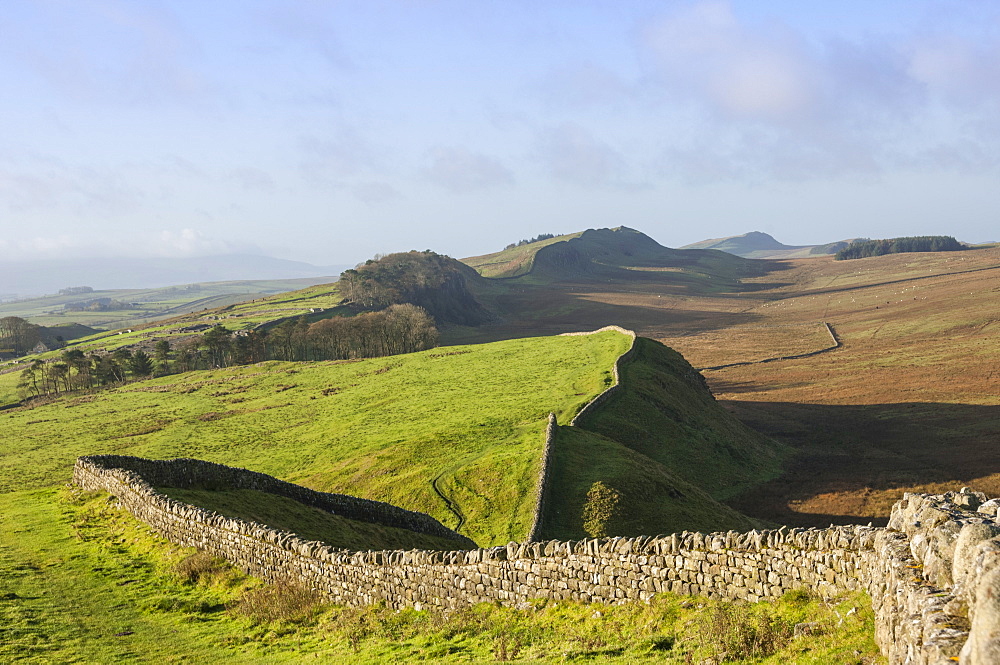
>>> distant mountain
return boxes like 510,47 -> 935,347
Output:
680,231 -> 849,259
0,255 -> 349,298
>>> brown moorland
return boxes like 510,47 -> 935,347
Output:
459,234 -> 1000,528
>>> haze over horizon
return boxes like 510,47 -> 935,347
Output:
2,1 -> 999,266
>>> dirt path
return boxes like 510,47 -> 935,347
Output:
431,472 -> 466,531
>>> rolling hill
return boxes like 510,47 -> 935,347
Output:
0,276 -> 343,331
0,254 -> 347,299
0,329 -> 778,547
680,231 -> 849,259
7,224 -> 996,533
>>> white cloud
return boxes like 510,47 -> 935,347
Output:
422,147 -> 514,192
640,1 -> 1000,181
535,124 -> 628,188
352,181 -> 402,204
155,228 -> 257,257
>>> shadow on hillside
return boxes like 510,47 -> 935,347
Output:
445,284 -> 767,345
722,400 -> 1000,528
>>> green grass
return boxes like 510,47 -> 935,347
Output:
580,338 -> 787,501
158,487 -> 469,551
0,487 -> 882,664
462,232 -> 584,278
541,427 -> 765,540
0,278 -> 337,330
1,330 -> 632,546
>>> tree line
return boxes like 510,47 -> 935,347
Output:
0,316 -> 41,357
505,233 -> 555,250
835,236 -> 964,260
17,304 -> 438,400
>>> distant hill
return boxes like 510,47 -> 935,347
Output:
463,226 -> 759,284
0,277 -> 343,330
681,231 -> 849,259
0,254 -> 348,299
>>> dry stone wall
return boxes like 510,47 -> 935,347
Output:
561,326 -> 637,427
525,413 -> 558,543
75,456 -> 1000,665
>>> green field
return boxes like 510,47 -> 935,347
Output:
0,278 -> 339,330
1,330 -> 632,546
158,487 -> 467,551
0,487 -> 880,664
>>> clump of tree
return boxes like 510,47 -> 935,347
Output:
58,286 -> 94,296
835,235 -> 964,260
64,298 -> 138,312
14,305 -> 438,401
16,346 -> 153,399
0,316 -> 42,357
505,233 -> 556,250
165,304 -> 438,371
338,251 -> 491,326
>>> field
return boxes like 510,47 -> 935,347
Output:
0,487 -> 880,664
0,331 -> 631,547
0,324 -> 848,662
455,234 -> 1000,527
0,277 -> 338,330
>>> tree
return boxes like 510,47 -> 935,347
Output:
202,325 -> 232,367
581,481 -> 621,538
61,348 -> 92,391
153,339 -> 171,375
129,350 -> 154,378
0,316 -> 41,356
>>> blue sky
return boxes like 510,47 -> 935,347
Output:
1,0 -> 998,265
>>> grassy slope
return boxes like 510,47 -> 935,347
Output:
158,487 -> 466,551
579,338 -> 785,501
538,338 -> 784,540
462,232 -> 584,278
0,331 -> 631,546
542,427 -> 763,540
0,277 -> 338,330
0,488 -> 881,665
0,281 -> 345,366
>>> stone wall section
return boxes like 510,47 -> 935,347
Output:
73,455 -> 475,546
561,326 -> 637,427
525,413 -> 558,543
76,455 -> 1000,664
73,452 -> 871,610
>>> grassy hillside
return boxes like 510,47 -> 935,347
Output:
541,427 -> 763,540
0,277 -> 339,330
158,487 -> 467,551
538,337 -> 783,540
0,331 -> 632,546
462,232 -> 584,278
0,488 -> 878,664
580,338 -> 785,500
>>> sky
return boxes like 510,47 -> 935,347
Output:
1,0 -> 999,266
